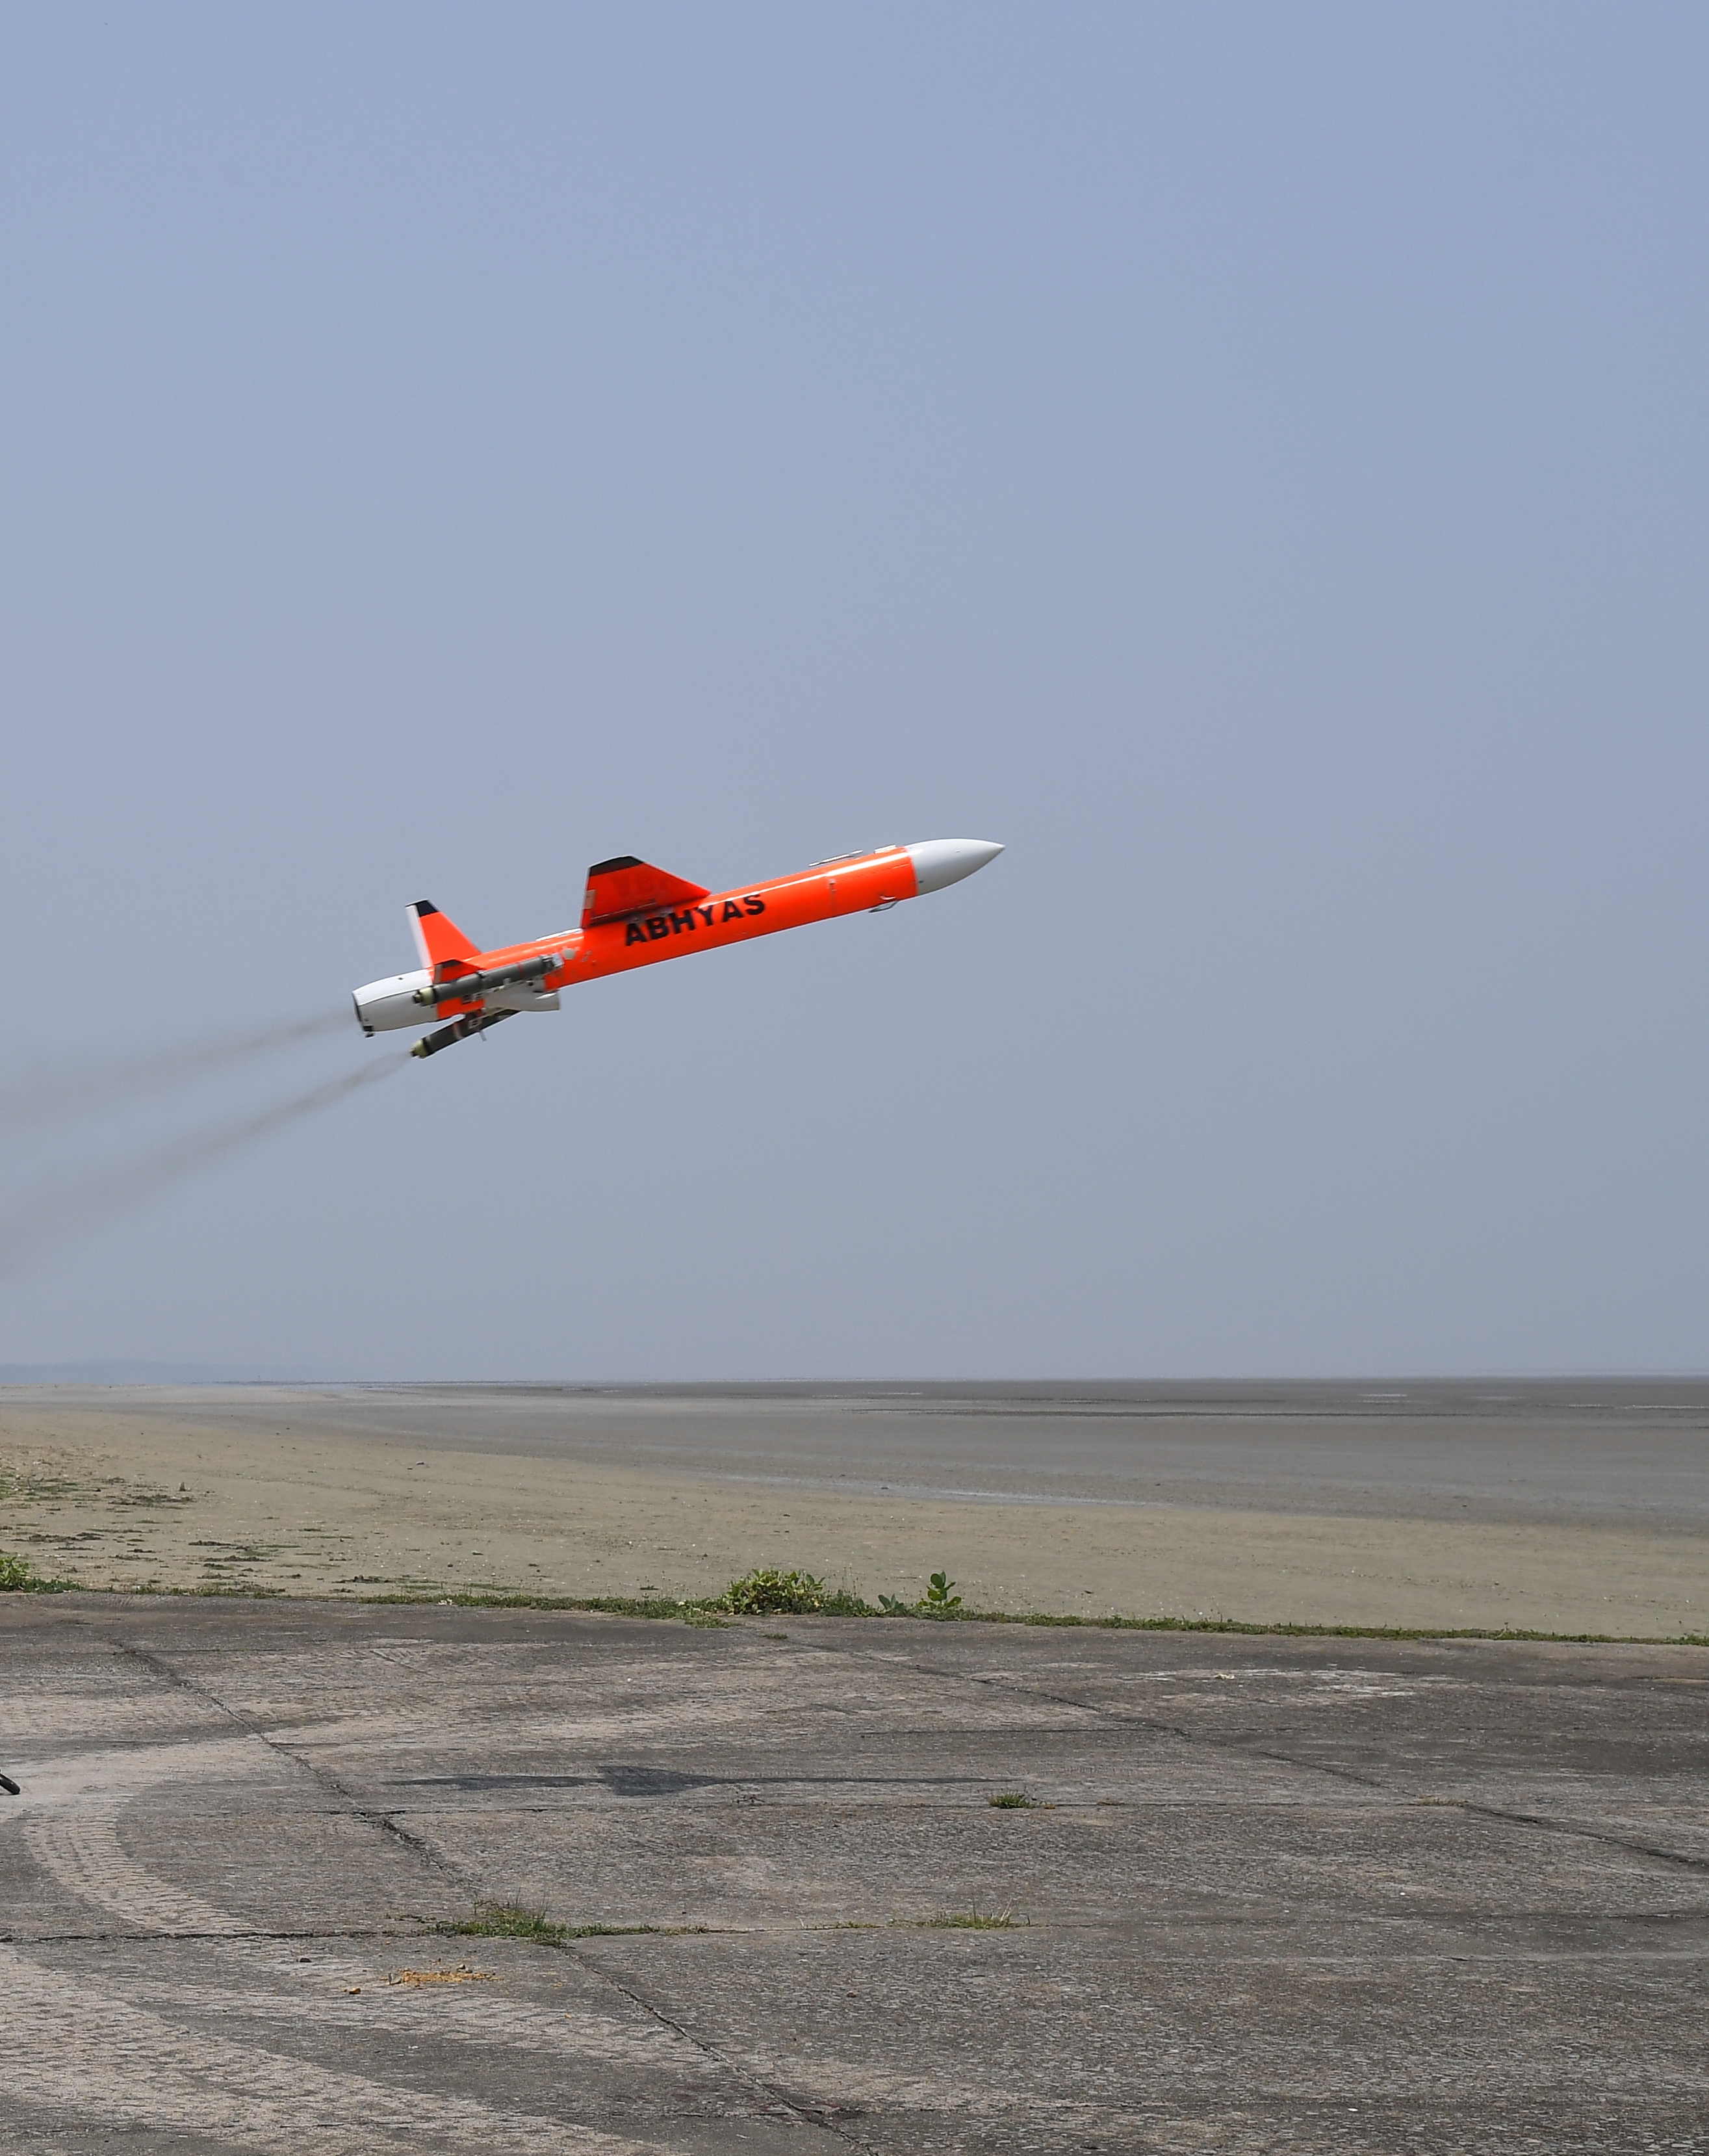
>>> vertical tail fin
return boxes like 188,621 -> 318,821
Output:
407,900 -> 480,970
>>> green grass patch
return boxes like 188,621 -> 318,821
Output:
0,1551 -> 76,1592
344,1589 -> 1708,1646
717,1567 -> 871,1616
443,1901 -> 570,1946
439,1901 -> 680,1947
914,1906 -> 1025,1930
10,1560 -> 1699,1647
987,1791 -> 1039,1809
359,1590 -> 716,1619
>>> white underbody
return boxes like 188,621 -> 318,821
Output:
352,969 -> 559,1034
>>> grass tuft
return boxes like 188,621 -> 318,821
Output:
987,1791 -> 1039,1809
914,1905 -> 1025,1930
439,1901 -> 682,1946
717,1568 -> 871,1617
441,1901 -> 571,1946
363,1591 -> 717,1620
0,1551 -> 75,1593
16,1557 -> 1697,1648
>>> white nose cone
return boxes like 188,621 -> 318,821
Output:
905,838 -> 1005,896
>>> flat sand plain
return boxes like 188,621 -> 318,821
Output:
2,1379 -> 1705,1633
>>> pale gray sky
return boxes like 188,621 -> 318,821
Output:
3,4 -> 1706,1377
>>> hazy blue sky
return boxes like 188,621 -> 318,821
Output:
3,4 -> 1706,1377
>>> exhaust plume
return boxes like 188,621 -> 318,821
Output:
0,1055 -> 404,1279
0,1011 -> 349,1134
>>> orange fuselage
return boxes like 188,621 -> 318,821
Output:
434,844 -> 919,1019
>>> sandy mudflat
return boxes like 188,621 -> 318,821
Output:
1,1381 -> 1704,1633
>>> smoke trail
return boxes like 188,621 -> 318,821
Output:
0,1010 -> 350,1134
0,1054 -> 405,1279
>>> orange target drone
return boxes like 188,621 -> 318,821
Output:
353,838 -> 1004,1058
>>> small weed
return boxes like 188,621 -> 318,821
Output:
12,1546 -> 1697,1650
988,1791 -> 1038,1809
915,1905 -> 1024,1930
442,1902 -> 571,1947
720,1568 -> 825,1615
719,1568 -> 869,1617
439,1901 -> 678,1945
0,1552 -> 74,1593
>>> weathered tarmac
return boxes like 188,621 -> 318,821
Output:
2,1592 -> 1705,2153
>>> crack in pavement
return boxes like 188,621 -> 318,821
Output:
819,1637 -> 1709,1877
580,1955 -> 881,2153
1448,1799 -> 1709,1875
86,1631 -> 891,2146
105,1633 -> 470,1887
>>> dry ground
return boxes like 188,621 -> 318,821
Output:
1,1381 -> 1704,1633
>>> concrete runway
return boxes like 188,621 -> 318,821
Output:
2,1592 -> 1705,2153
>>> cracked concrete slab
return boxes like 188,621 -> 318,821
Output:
1,1594 -> 1704,2153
